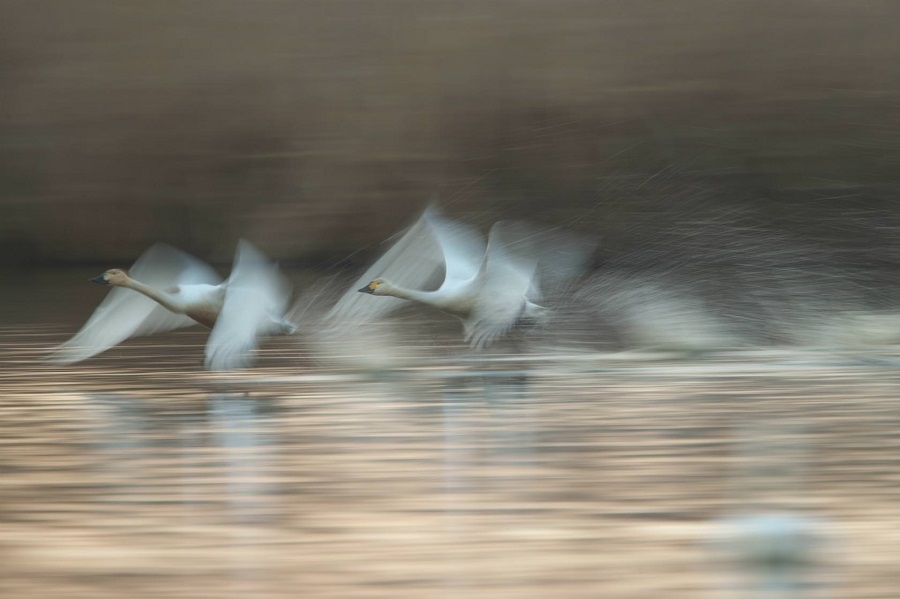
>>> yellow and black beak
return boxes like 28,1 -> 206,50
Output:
358,282 -> 377,294
90,274 -> 109,285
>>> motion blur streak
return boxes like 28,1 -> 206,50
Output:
1,276 -> 896,597
3,2 -> 900,597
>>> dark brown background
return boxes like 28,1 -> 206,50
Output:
3,1 -> 899,274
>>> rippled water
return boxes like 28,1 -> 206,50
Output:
2,275 -> 900,597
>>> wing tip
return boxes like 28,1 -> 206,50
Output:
45,345 -> 89,366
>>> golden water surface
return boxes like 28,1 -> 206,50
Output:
1,317 -> 899,597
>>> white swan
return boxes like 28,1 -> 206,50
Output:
326,207 -> 591,349
51,240 -> 296,370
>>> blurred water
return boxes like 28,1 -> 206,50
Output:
2,277 -> 900,597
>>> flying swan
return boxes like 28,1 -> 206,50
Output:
325,207 -> 591,349
51,240 -> 296,370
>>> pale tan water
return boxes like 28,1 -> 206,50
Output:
2,275 -> 900,597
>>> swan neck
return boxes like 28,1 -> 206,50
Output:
383,284 -> 434,305
121,278 -> 183,313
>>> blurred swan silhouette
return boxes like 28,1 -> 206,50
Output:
52,240 -> 296,370
326,206 -> 592,349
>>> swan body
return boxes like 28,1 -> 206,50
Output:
52,240 -> 295,370
327,207 -> 588,349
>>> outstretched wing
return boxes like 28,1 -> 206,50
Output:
465,222 -> 540,349
422,207 -> 485,289
204,240 -> 292,371
51,244 -> 222,364
324,205 -> 485,326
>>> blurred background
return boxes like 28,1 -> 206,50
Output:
4,2 -> 900,598
3,1 -> 900,274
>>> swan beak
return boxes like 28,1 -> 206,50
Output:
358,284 -> 375,294
90,275 -> 109,285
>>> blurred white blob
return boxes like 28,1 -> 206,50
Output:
325,206 -> 593,350
572,273 -> 746,355
706,421 -> 836,598
710,512 -> 831,599
804,309 -> 900,349
51,240 -> 295,370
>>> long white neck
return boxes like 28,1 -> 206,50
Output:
120,278 -> 184,314
380,283 -> 438,306
380,282 -> 470,318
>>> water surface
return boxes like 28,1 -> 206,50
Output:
1,278 -> 898,597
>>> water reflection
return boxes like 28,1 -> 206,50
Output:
208,394 -> 280,525
85,392 -> 281,522
438,370 -> 535,495
5,326 -> 900,597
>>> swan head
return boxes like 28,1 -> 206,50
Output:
358,278 -> 390,296
90,268 -> 128,286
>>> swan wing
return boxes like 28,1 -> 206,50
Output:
421,206 -> 486,288
475,221 -> 595,303
51,244 -> 222,364
465,222 -> 540,349
204,240 -> 292,370
324,207 -> 451,325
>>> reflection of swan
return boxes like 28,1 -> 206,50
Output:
327,207 -> 590,349
52,240 -> 295,370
